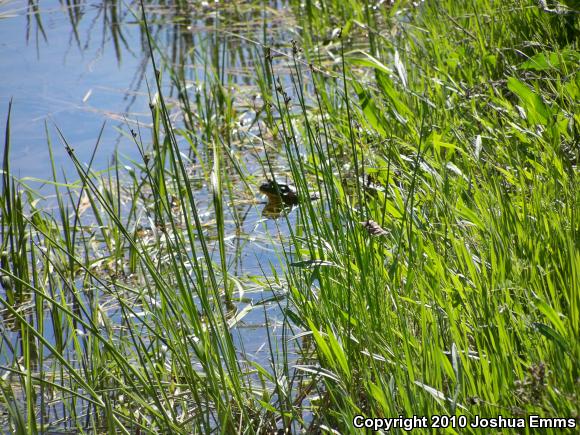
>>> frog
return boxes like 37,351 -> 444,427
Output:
259,180 -> 300,206
259,179 -> 320,218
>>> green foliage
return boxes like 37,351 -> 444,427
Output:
0,0 -> 578,432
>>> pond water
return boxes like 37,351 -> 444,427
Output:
0,1 -> 330,430
0,0 -> 156,178
0,0 -> 300,254
1,0 -> 307,379
0,0 -> 297,171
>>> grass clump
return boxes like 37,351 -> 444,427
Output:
277,0 -> 579,429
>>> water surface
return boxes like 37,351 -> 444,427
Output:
0,0 -> 156,178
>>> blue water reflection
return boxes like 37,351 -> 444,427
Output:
0,0 -> 152,178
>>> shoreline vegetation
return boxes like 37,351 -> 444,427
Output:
1,0 -> 578,432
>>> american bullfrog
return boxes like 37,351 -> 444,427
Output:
259,180 -> 300,206
259,180 -> 319,218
